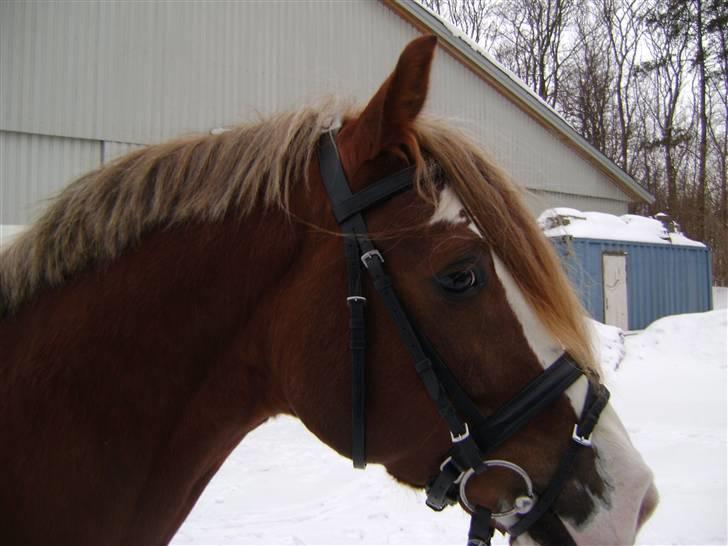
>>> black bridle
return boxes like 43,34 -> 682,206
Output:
318,131 -> 610,545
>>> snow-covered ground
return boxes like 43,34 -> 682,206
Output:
173,310 -> 727,546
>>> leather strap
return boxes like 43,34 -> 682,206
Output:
424,355 -> 582,510
319,131 -> 370,468
508,382 -> 610,538
363,251 -> 470,440
318,131 -> 420,468
468,355 -> 583,454
330,168 -> 414,223
468,506 -> 494,546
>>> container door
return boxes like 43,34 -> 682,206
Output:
603,253 -> 629,330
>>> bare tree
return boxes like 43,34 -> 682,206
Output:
560,10 -> 614,154
491,0 -> 580,107
708,6 -> 727,230
598,0 -> 645,171
640,0 -> 692,215
641,0 -> 725,241
420,0 -> 500,49
706,0 -> 728,283
695,0 -> 709,240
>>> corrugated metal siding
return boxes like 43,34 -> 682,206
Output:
1,0 -> 631,211
426,58 -> 630,203
525,190 -> 629,216
1,1 -> 418,143
553,237 -> 713,330
103,141 -> 146,163
0,225 -> 26,248
0,131 -> 100,224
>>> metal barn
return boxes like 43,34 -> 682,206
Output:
544,212 -> 713,330
1,0 -> 652,243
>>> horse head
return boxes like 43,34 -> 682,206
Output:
280,36 -> 658,545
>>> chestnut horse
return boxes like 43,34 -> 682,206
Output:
0,37 -> 656,545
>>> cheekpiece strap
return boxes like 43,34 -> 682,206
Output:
467,506 -> 494,546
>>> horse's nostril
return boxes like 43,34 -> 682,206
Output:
638,482 -> 659,529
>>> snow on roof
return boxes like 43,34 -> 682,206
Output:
538,208 -> 705,247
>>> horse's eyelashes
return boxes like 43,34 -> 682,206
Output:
435,263 -> 486,297
442,269 -> 476,291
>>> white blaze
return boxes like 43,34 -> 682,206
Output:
429,187 -> 656,546
429,186 -> 482,237
491,254 -> 565,368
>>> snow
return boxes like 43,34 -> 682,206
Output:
607,310 -> 727,545
589,320 -> 625,385
172,309 -> 727,546
172,419 -> 473,545
538,208 -> 705,247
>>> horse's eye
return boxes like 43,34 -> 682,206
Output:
436,266 -> 483,296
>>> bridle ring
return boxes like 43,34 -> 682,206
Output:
458,459 -> 536,518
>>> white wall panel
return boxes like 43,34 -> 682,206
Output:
1,0 -> 631,217
425,53 -> 629,202
0,131 -> 100,224
0,225 -> 26,248
525,190 -> 629,217
2,1 -> 418,143
103,141 -> 146,163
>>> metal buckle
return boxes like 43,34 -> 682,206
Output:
571,424 -> 593,447
439,456 -> 466,484
346,296 -> 367,306
360,249 -> 384,268
450,423 -> 470,443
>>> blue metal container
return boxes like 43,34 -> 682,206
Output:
551,236 -> 713,330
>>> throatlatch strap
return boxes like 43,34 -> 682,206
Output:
346,248 -> 367,470
319,131 -> 368,468
318,131 -> 425,468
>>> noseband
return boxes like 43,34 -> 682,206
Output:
318,131 -> 610,545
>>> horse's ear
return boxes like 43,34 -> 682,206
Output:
337,35 -> 437,182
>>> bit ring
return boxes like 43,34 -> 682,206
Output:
458,459 -> 536,518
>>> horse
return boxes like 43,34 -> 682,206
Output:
0,36 -> 657,545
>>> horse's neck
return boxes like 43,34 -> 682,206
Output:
0,212 -> 300,544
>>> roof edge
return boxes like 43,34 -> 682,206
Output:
383,0 -> 655,205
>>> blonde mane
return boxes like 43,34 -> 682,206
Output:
413,118 -> 597,374
0,99 -> 351,317
0,100 -> 596,373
